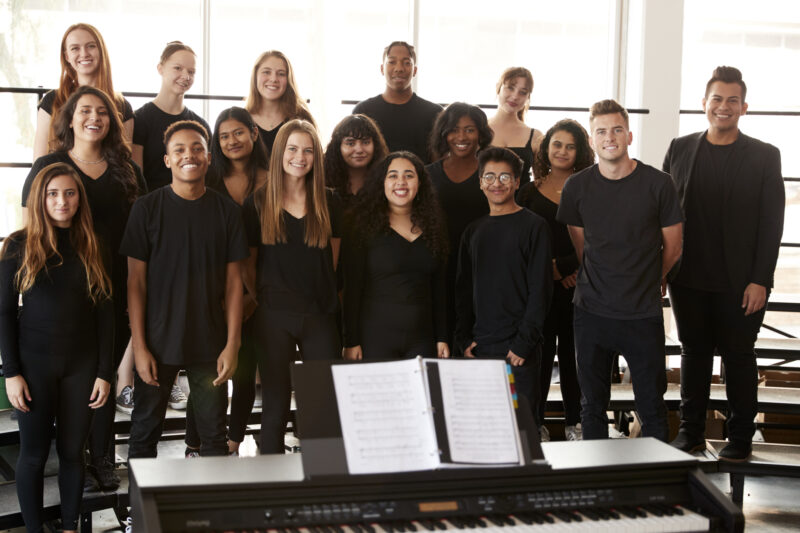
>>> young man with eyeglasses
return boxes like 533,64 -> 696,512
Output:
557,99 -> 683,442
454,147 -> 552,422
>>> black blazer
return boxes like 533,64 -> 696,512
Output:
662,131 -> 784,290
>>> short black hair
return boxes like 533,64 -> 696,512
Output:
163,120 -> 210,148
429,102 -> 493,161
383,41 -> 416,63
705,65 -> 747,101
477,147 -> 524,180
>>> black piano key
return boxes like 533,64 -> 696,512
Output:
500,515 -> 514,526
541,513 -> 555,524
633,507 -> 648,518
393,522 -> 407,532
615,507 -> 637,519
607,509 -> 620,520
673,506 -> 685,515
362,524 -> 377,533
643,505 -> 664,517
403,520 -> 417,532
379,523 -> 394,533
486,515 -> 505,527
568,511 -> 583,522
418,520 -> 437,531
552,511 -> 573,523
349,524 -> 363,533
579,509 -> 600,521
595,508 -> 613,520
512,513 -> 533,525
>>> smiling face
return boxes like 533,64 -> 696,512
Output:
446,115 -> 479,159
590,113 -> 632,164
64,28 -> 100,80
45,174 -> 80,228
158,50 -> 196,96
70,94 -> 110,145
480,160 -> 518,207
341,136 -> 374,170
164,128 -> 209,184
547,130 -> 577,172
384,157 -> 419,212
218,118 -> 256,162
282,131 -> 314,179
498,76 -> 531,115
703,81 -> 747,135
381,45 -> 416,92
256,55 -> 288,102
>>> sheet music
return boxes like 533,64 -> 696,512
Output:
332,359 -> 440,474
436,359 -> 522,465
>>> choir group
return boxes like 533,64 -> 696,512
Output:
0,21 -> 785,533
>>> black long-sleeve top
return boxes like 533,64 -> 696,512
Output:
454,209 -> 552,358
342,230 -> 447,347
0,228 -> 113,380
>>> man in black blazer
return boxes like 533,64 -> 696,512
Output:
663,66 -> 784,462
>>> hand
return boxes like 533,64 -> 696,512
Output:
464,341 -> 476,358
134,346 -> 159,387
552,260 -> 562,281
343,346 -> 363,360
437,342 -> 450,359
742,282 -> 767,316
214,344 -> 239,386
560,272 -> 577,289
88,378 -> 111,409
506,350 -> 525,367
6,375 -> 31,413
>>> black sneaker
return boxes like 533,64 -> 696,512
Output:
88,457 -> 121,491
83,469 -> 100,492
718,441 -> 752,462
670,432 -> 706,453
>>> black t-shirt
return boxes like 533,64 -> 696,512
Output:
0,228 -> 114,380
119,186 -> 249,365
518,182 -> 578,277
673,137 -> 736,291
557,161 -> 684,319
38,89 -> 134,123
353,93 -> 442,163
242,189 -> 342,315
342,230 -> 447,347
132,102 -> 211,191
454,209 -> 552,358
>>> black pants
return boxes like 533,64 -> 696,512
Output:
361,299 -> 436,359
254,308 -> 340,454
474,345 -> 541,425
574,307 -> 668,441
128,362 -> 227,458
669,284 -> 765,443
16,351 -> 96,532
538,283 -> 581,426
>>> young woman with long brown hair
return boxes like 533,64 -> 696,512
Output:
242,119 -> 341,454
33,23 -> 133,160
2,162 -> 112,533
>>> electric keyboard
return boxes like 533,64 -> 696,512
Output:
129,439 -> 743,532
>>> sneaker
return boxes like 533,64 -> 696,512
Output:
169,384 -> 188,410
115,386 -> 134,414
83,469 -> 100,492
718,440 -> 752,462
88,457 -> 121,491
608,426 -> 627,439
565,424 -> 583,441
185,447 -> 200,458
670,431 -> 706,453
539,425 -> 551,443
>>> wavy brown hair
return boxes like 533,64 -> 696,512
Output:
349,152 -> 448,261
50,23 -> 127,150
52,85 -> 140,205
245,51 -> 315,127
3,163 -> 110,302
496,66 -> 534,121
324,114 -> 389,198
255,120 -> 330,248
532,119 -> 595,182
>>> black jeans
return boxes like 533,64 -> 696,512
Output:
128,361 -> 227,458
668,284 -> 765,443
574,307 -> 668,441
253,309 -> 340,454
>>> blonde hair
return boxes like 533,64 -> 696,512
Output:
496,66 -> 534,121
256,120 -> 330,248
245,51 -> 315,127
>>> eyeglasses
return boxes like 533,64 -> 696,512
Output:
481,172 -> 515,185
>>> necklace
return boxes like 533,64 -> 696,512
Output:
70,150 -> 105,165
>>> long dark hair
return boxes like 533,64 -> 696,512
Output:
349,152 -> 448,261
532,119 -> 595,182
208,106 -> 269,198
51,85 -> 140,205
324,114 -> 389,198
429,102 -> 493,162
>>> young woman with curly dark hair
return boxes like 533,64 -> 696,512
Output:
324,114 -> 389,210
517,118 -> 595,442
343,151 -> 449,360
425,102 -> 493,344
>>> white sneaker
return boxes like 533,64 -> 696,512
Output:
565,424 -> 583,441
115,386 -> 134,414
608,426 -> 627,438
169,384 -> 188,410
539,425 -> 551,443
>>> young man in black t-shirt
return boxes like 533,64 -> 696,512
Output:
557,100 -> 683,442
455,147 -> 552,422
664,67 -> 784,461
121,120 -> 249,458
353,41 -> 442,163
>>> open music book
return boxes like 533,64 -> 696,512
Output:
332,357 -> 525,475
